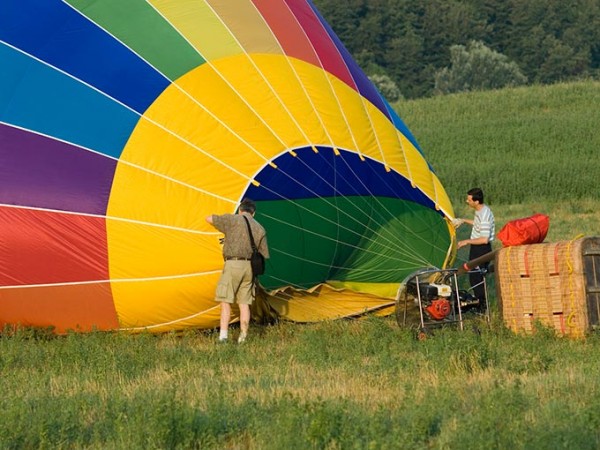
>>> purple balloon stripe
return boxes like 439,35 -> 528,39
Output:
0,123 -> 117,215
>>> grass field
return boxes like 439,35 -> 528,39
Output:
397,80 -> 600,207
2,82 -> 600,449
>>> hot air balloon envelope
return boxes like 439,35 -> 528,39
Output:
0,0 -> 455,333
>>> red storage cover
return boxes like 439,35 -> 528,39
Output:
498,213 -> 550,247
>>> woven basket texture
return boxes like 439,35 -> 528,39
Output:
496,237 -> 596,338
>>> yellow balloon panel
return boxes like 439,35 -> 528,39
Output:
106,220 -> 221,279
112,273 -> 222,330
432,173 -> 453,215
266,284 -> 396,323
107,163 -> 233,229
398,132 -> 436,198
120,120 -> 241,197
178,59 -> 303,153
142,81 -> 271,177
246,56 -> 330,148
327,82 -> 378,155
291,61 -> 351,147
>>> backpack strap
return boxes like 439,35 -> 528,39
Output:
243,216 -> 258,252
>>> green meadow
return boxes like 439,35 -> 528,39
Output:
2,81 -> 600,449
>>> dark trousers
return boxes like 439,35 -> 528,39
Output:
469,243 -> 492,300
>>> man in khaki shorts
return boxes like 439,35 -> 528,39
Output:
206,198 -> 269,343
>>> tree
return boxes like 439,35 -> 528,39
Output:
313,0 -> 599,98
434,40 -> 527,95
538,37 -> 586,83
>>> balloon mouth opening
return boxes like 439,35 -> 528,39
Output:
240,146 -> 450,291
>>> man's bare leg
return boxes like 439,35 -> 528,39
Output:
219,302 -> 231,341
238,304 -> 250,343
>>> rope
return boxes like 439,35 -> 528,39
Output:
566,234 -> 584,329
506,246 -> 517,331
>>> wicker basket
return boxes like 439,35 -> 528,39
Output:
495,236 -> 600,337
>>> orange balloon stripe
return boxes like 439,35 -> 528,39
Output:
0,283 -> 119,334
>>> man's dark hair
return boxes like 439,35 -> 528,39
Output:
468,187 -> 484,204
239,198 -> 256,214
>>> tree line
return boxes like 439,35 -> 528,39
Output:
314,0 -> 600,98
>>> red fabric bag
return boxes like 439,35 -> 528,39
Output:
497,213 -> 550,247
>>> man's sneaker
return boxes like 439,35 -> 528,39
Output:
218,337 -> 228,344
237,334 -> 247,344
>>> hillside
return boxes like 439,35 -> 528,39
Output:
396,80 -> 600,205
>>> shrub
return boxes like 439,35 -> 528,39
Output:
434,40 -> 528,94
368,73 -> 404,102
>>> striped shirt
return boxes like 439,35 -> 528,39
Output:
471,205 -> 495,242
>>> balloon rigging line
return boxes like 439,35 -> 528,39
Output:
0,270 -> 221,291
252,180 -> 432,268
261,214 -> 428,267
264,150 -> 438,263
264,142 -> 448,260
261,161 -> 415,257
0,203 -> 219,236
119,303 -> 221,331
286,145 -> 452,260
332,148 -> 452,257
270,245 -> 430,273
254,176 -> 436,269
334,149 -> 450,256
0,121 -> 237,207
251,176 -> 414,260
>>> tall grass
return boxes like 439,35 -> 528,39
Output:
396,81 -> 600,206
2,320 -> 600,449
2,82 -> 600,449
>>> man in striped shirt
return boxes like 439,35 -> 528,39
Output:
456,187 -> 495,303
